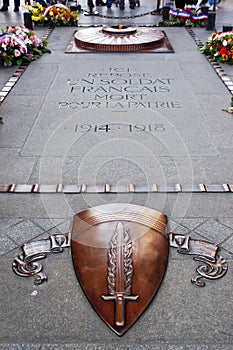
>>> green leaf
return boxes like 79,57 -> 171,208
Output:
42,47 -> 51,54
23,56 -> 32,62
16,58 -> 23,65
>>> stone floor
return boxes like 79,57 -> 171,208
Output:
0,0 -> 233,349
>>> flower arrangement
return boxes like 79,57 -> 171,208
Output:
158,8 -> 207,27
0,25 -> 50,67
24,2 -> 78,26
200,31 -> 233,65
223,97 -> 233,114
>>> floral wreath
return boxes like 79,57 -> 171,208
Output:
24,2 -> 78,26
201,31 -> 233,65
158,8 -> 207,27
0,25 -> 50,67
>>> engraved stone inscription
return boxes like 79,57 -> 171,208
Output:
59,67 -> 181,111
74,124 -> 166,133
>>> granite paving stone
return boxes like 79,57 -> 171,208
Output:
171,217 -> 207,231
1,258 -> 231,345
66,155 -> 208,184
167,347 -> 208,350
10,63 -> 61,96
46,219 -> 72,233
218,218 -> 233,230
31,218 -> 71,233
41,345 -> 168,350
45,27 -> 78,52
0,149 -> 35,183
159,193 -> 233,218
221,234 -> 233,253
4,220 -> 44,245
0,234 -> 17,255
0,96 -> 45,148
0,66 -> 17,90
0,219 -> 23,233
196,218 -> 233,244
11,192 -> 227,222
0,345 -> 41,350
168,219 -> 189,235
0,194 -> 72,218
208,346 -> 233,350
28,155 -> 210,185
198,156 -> 233,183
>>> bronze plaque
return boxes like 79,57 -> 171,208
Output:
71,203 -> 169,336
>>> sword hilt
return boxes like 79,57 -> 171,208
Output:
102,293 -> 139,327
115,293 -> 124,327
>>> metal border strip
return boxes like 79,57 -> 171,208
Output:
0,183 -> 232,193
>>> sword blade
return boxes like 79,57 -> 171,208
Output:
115,223 -> 125,326
102,222 -> 139,328
116,222 -> 125,293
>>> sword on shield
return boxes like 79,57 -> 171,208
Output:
102,222 -> 139,327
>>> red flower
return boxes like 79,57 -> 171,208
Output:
66,12 -> 71,20
220,47 -> 228,55
52,8 -> 58,14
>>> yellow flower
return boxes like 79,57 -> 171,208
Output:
36,2 -> 44,10
31,8 -> 39,15
32,15 -> 40,21
72,11 -> 78,20
222,54 -> 229,61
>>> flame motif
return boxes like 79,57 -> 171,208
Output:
107,225 -> 134,296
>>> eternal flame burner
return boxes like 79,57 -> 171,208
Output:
102,25 -> 137,35
73,26 -> 171,52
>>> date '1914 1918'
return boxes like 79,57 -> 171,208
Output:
74,124 -> 166,133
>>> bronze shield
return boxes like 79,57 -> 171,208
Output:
71,203 -> 169,336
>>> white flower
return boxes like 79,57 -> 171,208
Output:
24,38 -> 31,45
14,49 -> 21,57
223,40 -> 228,46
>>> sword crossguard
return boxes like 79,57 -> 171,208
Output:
102,292 -> 139,327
